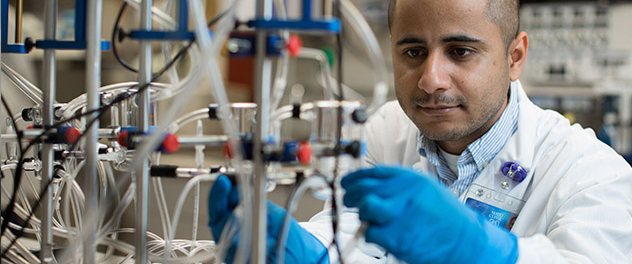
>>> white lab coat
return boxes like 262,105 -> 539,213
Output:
300,81 -> 632,264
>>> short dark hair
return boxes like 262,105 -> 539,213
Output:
388,0 -> 520,50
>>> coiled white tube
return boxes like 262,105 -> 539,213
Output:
163,173 -> 218,263
277,176 -> 329,264
1,62 -> 44,104
340,0 -> 389,115
188,1 -> 252,264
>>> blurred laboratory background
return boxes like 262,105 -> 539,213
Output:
1,0 -> 631,263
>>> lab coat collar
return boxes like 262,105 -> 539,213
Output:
465,80 -> 540,201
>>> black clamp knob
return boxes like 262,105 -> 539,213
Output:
352,108 -> 368,124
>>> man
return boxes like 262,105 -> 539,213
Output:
208,0 -> 632,263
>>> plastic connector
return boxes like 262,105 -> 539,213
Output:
352,108 -> 369,124
22,108 -> 34,121
59,127 -> 81,144
150,165 -> 179,177
159,134 -> 180,154
208,105 -> 219,119
298,142 -> 311,164
287,35 -> 302,57
117,128 -> 180,154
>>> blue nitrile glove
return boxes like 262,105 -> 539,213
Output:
208,175 -> 330,264
341,166 -> 519,264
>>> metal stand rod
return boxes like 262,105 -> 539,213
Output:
83,0 -> 102,263
40,0 -> 57,263
135,0 -> 152,263
1,4 -> 3,157
253,0 -> 273,262
15,0 -> 23,42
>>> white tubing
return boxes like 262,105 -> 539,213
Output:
277,176 -> 329,264
340,0 -> 389,115
188,1 -> 252,264
123,0 -> 176,29
269,0 -> 291,112
298,48 -> 336,101
1,62 -> 44,104
167,108 -> 209,133
163,173 -> 218,263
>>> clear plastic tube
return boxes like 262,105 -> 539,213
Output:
1,163 -> 17,171
152,177 -> 172,240
160,1 -> 181,85
340,0 -> 389,115
76,1 -> 229,263
61,82 -> 170,120
123,0 -> 177,29
188,1 -> 252,264
1,231 -> 40,263
61,49 -> 201,120
268,103 -> 318,145
163,173 -> 218,263
167,108 -> 209,133
1,62 -> 44,104
298,48 -> 336,101
269,0 -> 291,112
277,176 -> 329,264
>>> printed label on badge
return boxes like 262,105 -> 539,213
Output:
466,198 -> 518,230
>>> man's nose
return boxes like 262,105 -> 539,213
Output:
418,53 -> 451,94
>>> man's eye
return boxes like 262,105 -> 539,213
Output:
404,49 -> 423,58
451,48 -> 474,57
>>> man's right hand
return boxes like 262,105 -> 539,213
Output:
208,175 -> 330,264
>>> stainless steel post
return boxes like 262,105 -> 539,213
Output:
1,6 -> 2,155
253,0 -> 273,262
135,0 -> 152,263
84,0 -> 102,263
40,0 -> 57,263
1,6 -> 2,152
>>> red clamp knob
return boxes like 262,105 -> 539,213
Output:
298,142 -> 311,164
117,131 -> 130,148
287,35 -> 302,57
160,134 -> 180,154
62,127 -> 81,144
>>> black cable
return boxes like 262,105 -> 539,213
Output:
1,4 -> 230,257
335,0 -> 345,101
111,2 -> 138,73
0,96 -> 28,242
330,1 -> 346,262
111,3 -> 230,76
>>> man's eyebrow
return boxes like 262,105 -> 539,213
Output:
442,35 -> 482,43
395,35 -> 482,45
395,37 -> 426,46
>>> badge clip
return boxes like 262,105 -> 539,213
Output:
501,162 -> 527,183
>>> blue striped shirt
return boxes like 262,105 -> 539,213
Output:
418,82 -> 520,196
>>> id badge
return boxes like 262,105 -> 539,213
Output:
464,183 -> 524,230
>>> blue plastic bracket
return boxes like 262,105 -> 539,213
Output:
35,40 -> 110,50
227,34 -> 284,57
33,0 -> 110,51
128,0 -> 196,41
248,0 -> 340,33
248,19 -> 340,33
128,31 -> 195,41
1,0 -> 29,53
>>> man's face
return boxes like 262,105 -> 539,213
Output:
391,0 -> 512,151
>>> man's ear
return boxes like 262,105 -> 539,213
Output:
508,32 -> 528,81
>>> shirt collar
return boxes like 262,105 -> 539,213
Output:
418,81 -> 520,172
